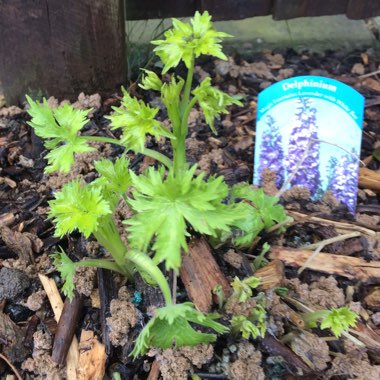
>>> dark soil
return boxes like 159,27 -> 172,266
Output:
2,49 -> 380,379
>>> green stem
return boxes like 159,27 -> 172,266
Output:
81,136 -> 172,169
75,259 -> 125,274
302,310 -> 329,326
173,56 -> 196,176
125,250 -> 172,305
80,135 -> 125,147
141,148 -> 173,169
180,56 -> 195,115
93,219 -> 134,280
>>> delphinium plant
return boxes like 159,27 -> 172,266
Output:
328,150 -> 359,213
257,114 -> 285,188
26,11 -> 287,357
286,98 -> 320,197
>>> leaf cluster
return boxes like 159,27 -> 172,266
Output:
106,88 -> 174,152
151,11 -> 231,73
231,276 -> 261,303
305,307 -> 358,338
131,302 -> 228,357
26,96 -> 94,173
231,304 -> 267,339
126,165 -> 241,270
231,185 -> 287,247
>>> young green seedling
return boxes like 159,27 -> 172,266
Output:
231,305 -> 267,339
228,276 -> 267,339
303,306 -> 359,337
26,11 -> 287,356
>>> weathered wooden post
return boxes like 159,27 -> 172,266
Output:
0,0 -> 126,105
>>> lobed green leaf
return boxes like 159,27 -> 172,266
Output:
192,77 -> 242,133
126,166 -> 241,270
106,87 -> 175,152
26,96 -> 94,173
51,248 -> 76,301
151,11 -> 232,73
320,307 -> 358,337
48,179 -> 112,238
131,302 -> 228,358
231,185 -> 287,247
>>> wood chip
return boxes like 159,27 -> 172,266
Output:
38,274 -> 79,380
359,167 -> 380,191
361,77 -> 380,92
180,237 -> 231,312
77,330 -> 106,380
147,360 -> 160,380
254,260 -> 284,290
269,246 -> 380,283
0,213 -> 15,228
364,287 -> 380,308
288,210 -> 376,237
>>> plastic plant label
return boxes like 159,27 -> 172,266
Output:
253,76 -> 364,213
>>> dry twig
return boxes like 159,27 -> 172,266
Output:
298,232 -> 361,274
0,353 -> 23,380
39,274 -> 79,379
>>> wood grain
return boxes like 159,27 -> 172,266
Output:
180,237 -> 231,312
0,1 -> 125,104
269,246 -> 380,283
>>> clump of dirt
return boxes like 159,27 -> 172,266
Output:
227,342 -> 265,380
45,141 -> 114,190
286,331 -> 331,371
106,286 -> 138,346
21,330 -> 64,379
150,343 -> 214,380
259,168 -> 279,196
282,186 -> 311,203
23,290 -> 46,311
73,265 -> 96,297
198,148 -> 225,172
223,249 -> 243,269
0,267 -> 31,301
326,350 -> 380,378
286,276 -> 345,309
73,92 -> 102,113
225,297 -> 257,317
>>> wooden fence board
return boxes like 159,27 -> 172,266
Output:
273,0 -> 349,20
347,0 -> 380,19
201,0 -> 273,20
125,0 -> 196,20
0,0 -> 125,105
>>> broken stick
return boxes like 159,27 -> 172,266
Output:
269,246 -> 380,283
38,274 -> 79,379
77,330 -> 106,380
52,293 -> 84,365
180,237 -> 231,312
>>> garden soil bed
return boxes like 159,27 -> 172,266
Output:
2,48 -> 380,379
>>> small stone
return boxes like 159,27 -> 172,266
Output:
351,63 -> 365,75
0,267 -> 31,301
371,312 -> 380,326
229,344 -> 238,353
18,155 -> 35,168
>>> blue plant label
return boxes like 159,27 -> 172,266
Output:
253,76 -> 365,213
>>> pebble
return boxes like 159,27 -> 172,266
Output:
0,267 -> 31,300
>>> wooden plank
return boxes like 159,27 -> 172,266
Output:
269,246 -> 380,283
273,0 -> 348,20
201,0 -> 273,20
347,0 -> 380,19
126,0 -> 272,21
126,0 -> 195,20
0,1 -> 125,105
180,237 -> 231,312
